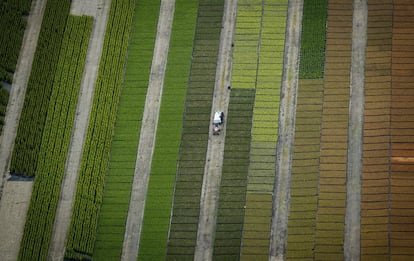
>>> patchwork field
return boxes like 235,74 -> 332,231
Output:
2,0 -> 414,260
238,1 -> 288,259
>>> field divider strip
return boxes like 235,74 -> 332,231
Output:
194,0 -> 237,260
121,0 -> 175,259
344,0 -> 367,259
269,0 -> 302,259
47,1 -> 111,259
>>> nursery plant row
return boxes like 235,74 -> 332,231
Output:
166,1 -> 225,259
64,0 -> 135,259
11,0 -> 72,177
0,0 -> 31,84
7,0 -> 368,260
233,0 -> 288,258
137,0 -> 198,259
0,0 -> 32,133
213,88 -> 255,260
92,0 -> 161,259
18,15 -> 93,261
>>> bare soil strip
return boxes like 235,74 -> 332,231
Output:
269,0 -> 302,260
344,0 -> 367,259
193,0 -> 237,259
121,1 -> 174,259
0,0 -> 46,259
46,0 -> 111,259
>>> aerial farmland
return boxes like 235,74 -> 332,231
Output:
0,0 -> 413,260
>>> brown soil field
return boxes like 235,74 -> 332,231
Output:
314,1 -> 352,260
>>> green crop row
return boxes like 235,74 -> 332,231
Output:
0,0 -> 31,133
299,0 -> 328,79
64,1 -> 135,260
0,0 -> 31,84
0,87 -> 8,133
137,0 -> 198,260
166,0 -> 224,259
17,15 -> 93,261
231,0 -> 261,89
92,0 -> 161,259
11,0 -> 71,177
240,1 -> 288,258
286,1 -> 328,258
213,89 -> 255,260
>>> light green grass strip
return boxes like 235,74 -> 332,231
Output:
92,0 -> 161,260
137,0 -> 198,260
18,15 -> 92,261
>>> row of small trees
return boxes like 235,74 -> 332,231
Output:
0,0 -> 31,133
11,0 -> 72,176
138,0 -> 198,259
18,15 -> 93,260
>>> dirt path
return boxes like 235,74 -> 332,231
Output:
344,0 -> 367,259
269,0 -> 302,260
193,0 -> 236,260
121,1 -> 175,259
0,0 -> 47,259
47,0 -> 111,259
